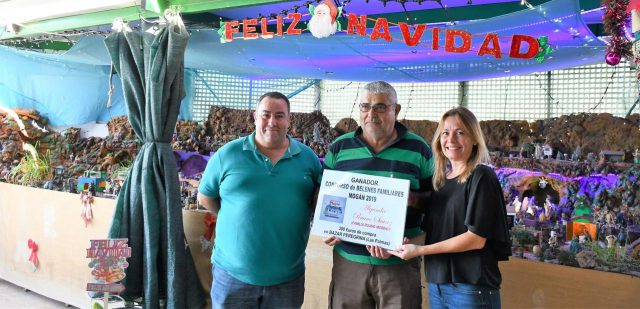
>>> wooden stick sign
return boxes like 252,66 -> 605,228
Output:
220,13 -> 540,60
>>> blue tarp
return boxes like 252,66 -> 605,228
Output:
0,36 -> 194,126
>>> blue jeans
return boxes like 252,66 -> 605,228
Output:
428,283 -> 501,309
211,266 -> 305,309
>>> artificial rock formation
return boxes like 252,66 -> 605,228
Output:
337,113 -> 640,160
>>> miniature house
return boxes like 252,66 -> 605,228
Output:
599,150 -> 625,163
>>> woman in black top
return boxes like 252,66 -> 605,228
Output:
390,107 -> 510,309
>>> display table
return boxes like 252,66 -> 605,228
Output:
1,182 -> 639,308
0,182 -> 115,308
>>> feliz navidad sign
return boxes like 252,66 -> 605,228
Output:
218,1 -> 553,62
86,239 -> 131,295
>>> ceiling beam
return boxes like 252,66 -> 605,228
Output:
0,39 -> 73,50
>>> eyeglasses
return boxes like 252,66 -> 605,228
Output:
359,103 -> 395,113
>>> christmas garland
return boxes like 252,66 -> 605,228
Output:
602,0 -> 632,65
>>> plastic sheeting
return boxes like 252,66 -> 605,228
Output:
0,40 -> 126,126
0,0 -> 606,125
0,36 -> 194,126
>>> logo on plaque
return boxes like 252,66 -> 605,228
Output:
320,195 -> 346,223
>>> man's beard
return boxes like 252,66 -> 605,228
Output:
309,14 -> 337,38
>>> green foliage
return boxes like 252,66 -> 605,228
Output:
557,250 -> 579,267
10,143 -> 52,186
511,227 -> 536,247
586,241 -> 640,273
109,161 -> 131,180
542,247 -> 556,261
538,243 -> 551,261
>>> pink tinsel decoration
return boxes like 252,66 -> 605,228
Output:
602,0 -> 633,64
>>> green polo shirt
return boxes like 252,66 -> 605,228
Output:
324,122 -> 434,265
199,132 -> 322,285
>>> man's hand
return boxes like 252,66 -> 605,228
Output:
323,235 -> 341,247
366,245 -> 392,259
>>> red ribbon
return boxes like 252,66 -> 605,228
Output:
27,239 -> 39,269
203,213 -> 217,241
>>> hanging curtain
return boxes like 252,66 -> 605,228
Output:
104,13 -> 206,309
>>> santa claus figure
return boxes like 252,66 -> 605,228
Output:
309,0 -> 339,38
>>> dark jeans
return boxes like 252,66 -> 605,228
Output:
211,266 -> 304,309
428,282 -> 501,309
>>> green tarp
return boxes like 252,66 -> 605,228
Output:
104,16 -> 206,309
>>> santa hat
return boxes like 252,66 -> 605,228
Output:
320,0 -> 338,24
627,0 -> 640,13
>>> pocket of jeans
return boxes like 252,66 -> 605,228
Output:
450,283 -> 485,295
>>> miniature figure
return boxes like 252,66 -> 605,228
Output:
569,235 -> 581,253
534,143 -> 543,160
583,228 -> 592,243
80,191 -> 94,227
606,235 -> 617,248
548,230 -> 559,248
543,142 -> 553,159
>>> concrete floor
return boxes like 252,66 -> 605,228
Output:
0,279 -> 75,308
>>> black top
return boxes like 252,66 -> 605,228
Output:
421,165 -> 511,289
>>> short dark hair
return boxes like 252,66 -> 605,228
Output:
257,92 -> 290,112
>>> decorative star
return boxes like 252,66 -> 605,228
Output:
217,22 -> 227,43
534,36 -> 553,63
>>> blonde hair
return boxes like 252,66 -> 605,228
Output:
432,107 -> 490,190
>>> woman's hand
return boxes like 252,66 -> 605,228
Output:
388,244 -> 422,260
323,235 -> 341,247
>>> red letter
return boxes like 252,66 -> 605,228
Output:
370,18 -> 391,42
509,34 -> 539,59
261,18 -> 274,38
277,15 -> 283,36
225,21 -> 239,42
399,23 -> 425,47
432,27 -> 439,50
287,13 -> 302,35
478,33 -> 501,59
445,29 -> 471,53
243,19 -> 258,39
347,13 -> 367,36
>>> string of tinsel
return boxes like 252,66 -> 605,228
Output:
602,0 -> 632,59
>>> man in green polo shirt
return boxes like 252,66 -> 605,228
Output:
198,92 -> 322,308
323,81 -> 434,308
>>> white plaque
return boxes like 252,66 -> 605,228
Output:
311,170 -> 410,250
